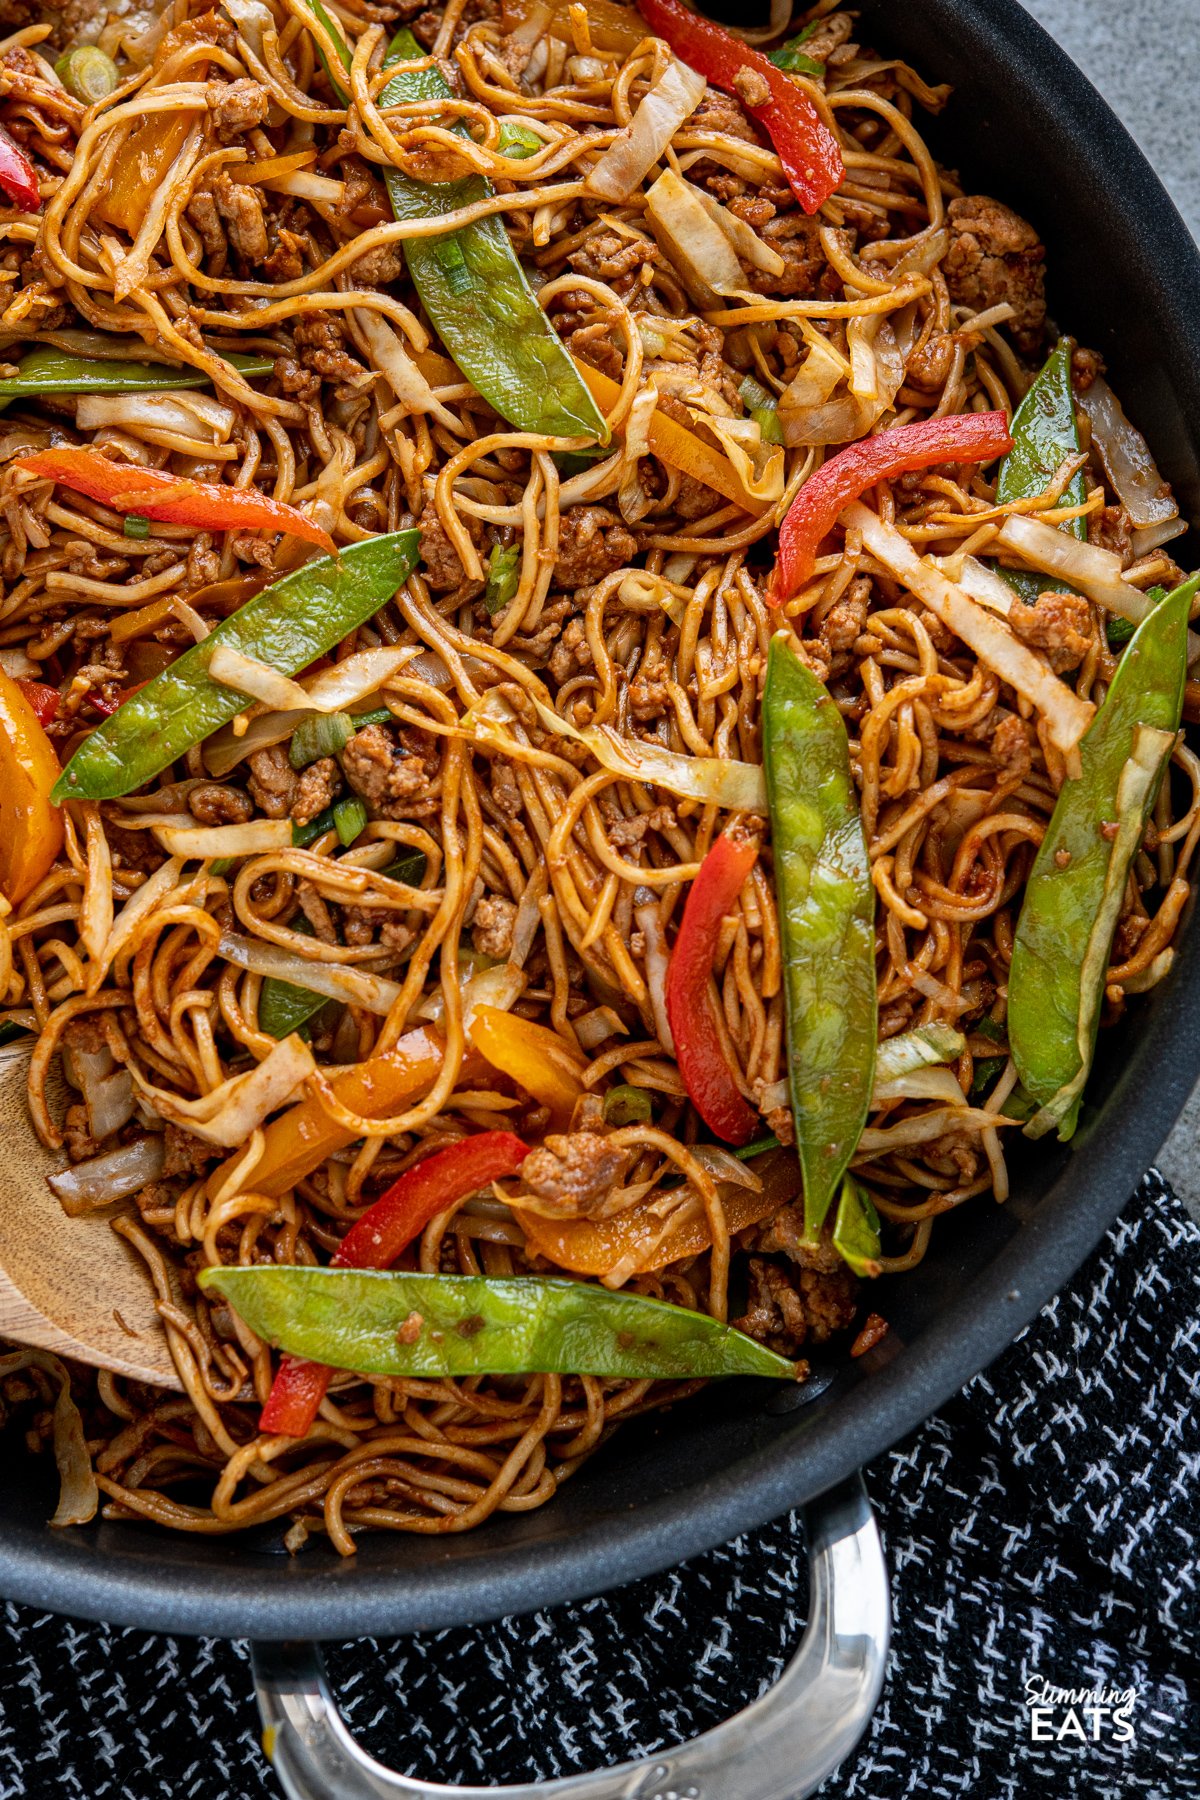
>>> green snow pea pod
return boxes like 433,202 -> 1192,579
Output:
378,28 -> 607,442
53,532 -> 420,803
995,337 -> 1086,602
0,344 -> 273,400
198,1267 -> 797,1380
1009,573 -> 1197,1139
830,1175 -> 882,1278
258,916 -> 330,1040
763,634 -> 877,1243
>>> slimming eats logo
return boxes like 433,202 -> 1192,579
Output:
1024,1676 -> 1138,1745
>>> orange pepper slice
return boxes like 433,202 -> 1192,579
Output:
215,1026 -> 445,1199
0,668 -> 63,905
468,1006 -> 586,1131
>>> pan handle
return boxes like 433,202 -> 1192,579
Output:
251,1472 -> 889,1800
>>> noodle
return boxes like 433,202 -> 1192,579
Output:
0,0 -> 1188,1553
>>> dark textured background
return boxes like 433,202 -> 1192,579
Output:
2,1171 -> 1196,1799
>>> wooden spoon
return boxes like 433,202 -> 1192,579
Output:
0,1044 -> 180,1386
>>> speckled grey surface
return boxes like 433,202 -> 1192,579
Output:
1024,0 -> 1200,1216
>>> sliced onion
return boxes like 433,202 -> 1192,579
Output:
0,1349 -> 98,1526
64,1040 -> 137,1142
634,889 -> 673,1053
0,646 -> 38,676
573,1006 -> 627,1049
518,690 -> 768,811
1079,377 -> 1178,528
48,1134 -> 165,1215
265,170 -> 344,203
132,1033 -> 315,1146
617,382 -> 660,524
907,969 -> 973,1016
510,864 -> 549,969
855,1105 -> 1017,1155
1130,518 -> 1187,558
154,819 -> 294,858
644,166 -> 747,305
219,930 -> 404,1016
849,504 -> 1095,765
689,183 -> 784,276
872,1067 -> 966,1107
585,58 -> 706,202
352,308 -> 458,432
76,391 -> 236,444
416,960 -> 527,1028
874,1023 -> 965,1082
687,1142 -> 763,1192
224,0 -> 274,57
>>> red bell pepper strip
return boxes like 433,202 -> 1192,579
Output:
665,826 -> 760,1145
767,410 -> 1014,606
260,1129 -> 530,1437
16,447 -> 336,556
0,128 -> 39,211
634,0 -> 842,214
15,681 -> 59,728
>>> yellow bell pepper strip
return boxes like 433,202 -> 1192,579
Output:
501,0 -> 648,56
520,1144 -> 799,1277
210,1025 -> 446,1200
16,448 -> 336,556
259,1129 -> 531,1436
97,114 -> 192,236
1009,575 -> 1196,1140
468,1005 -> 586,1129
52,532 -> 419,803
412,348 -> 763,512
202,1267 -> 797,1380
0,668 -> 63,904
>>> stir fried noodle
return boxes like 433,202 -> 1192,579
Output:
0,0 -> 1194,1551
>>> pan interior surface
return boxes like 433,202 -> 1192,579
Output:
1,0 -> 1197,1640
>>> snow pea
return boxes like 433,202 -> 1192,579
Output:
53,532 -> 419,803
763,634 -> 877,1241
831,1175 -> 881,1278
378,28 -> 607,442
198,1267 -> 797,1380
1009,573 -> 1197,1139
0,344 -> 272,399
995,337 -> 1086,602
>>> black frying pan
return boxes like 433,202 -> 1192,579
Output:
2,2 -> 1197,1793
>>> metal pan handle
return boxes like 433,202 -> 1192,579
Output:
252,1473 -> 888,1800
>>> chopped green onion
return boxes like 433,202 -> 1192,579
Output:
484,543 -> 520,616
968,1055 -> 1008,1102
552,446 -> 609,478
209,857 -> 235,877
733,1132 -> 781,1161
382,848 -> 428,886
349,706 -> 393,730
123,514 -> 150,539
55,45 -> 119,103
292,806 -> 337,847
258,916 -> 331,1040
333,795 -> 368,845
433,235 -> 472,295
496,120 -> 542,158
768,25 -> 824,75
1109,583 -> 1167,653
602,1084 -> 654,1127
738,374 -> 775,412
752,405 -> 784,446
289,711 -> 353,770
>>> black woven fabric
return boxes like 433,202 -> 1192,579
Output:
1,1170 -> 1197,1800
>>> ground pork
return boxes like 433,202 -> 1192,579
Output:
734,1252 -> 858,1355
162,1123 -> 217,1177
211,172 -> 269,262
567,229 -> 653,285
291,756 -> 343,826
189,782 -> 253,826
1089,503 -> 1135,565
627,670 -> 671,721
472,893 -> 517,959
991,710 -> 1034,776
547,615 -> 592,684
554,507 -> 637,590
210,78 -> 270,139
417,498 -> 485,595
62,1103 -> 101,1163
751,213 -> 826,299
247,746 -> 298,818
342,723 -> 436,818
103,822 -> 168,875
606,803 -> 676,848
1007,591 -> 1093,672
519,1132 -> 630,1216
293,313 -> 363,384
943,195 -> 1046,354
820,576 -> 871,656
